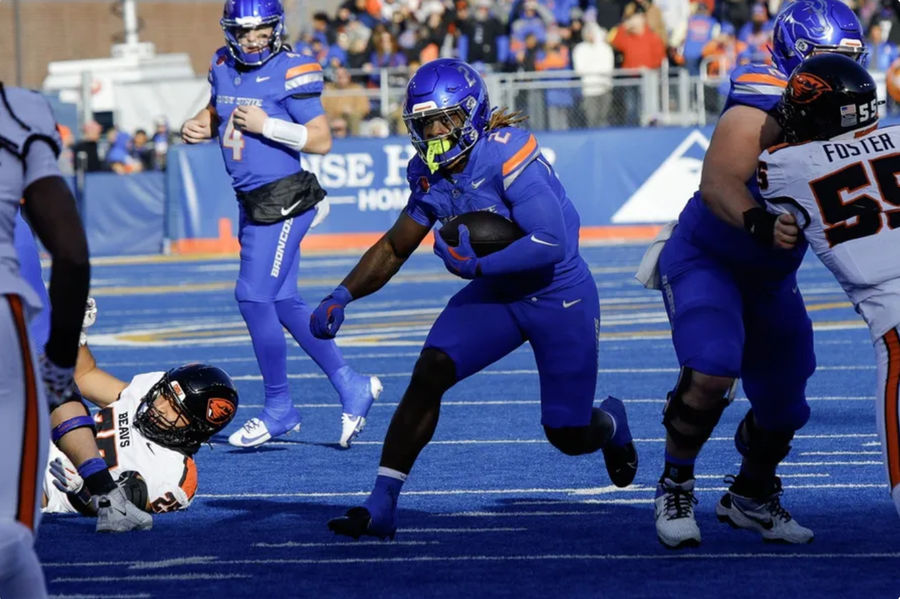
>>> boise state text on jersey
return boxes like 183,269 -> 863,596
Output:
405,126 -> 590,296
208,47 -> 324,192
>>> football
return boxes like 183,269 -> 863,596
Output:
438,211 -> 525,257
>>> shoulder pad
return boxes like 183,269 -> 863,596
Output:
281,55 -> 324,95
406,155 -> 434,191
486,127 -> 540,190
728,64 -> 786,112
212,47 -> 230,68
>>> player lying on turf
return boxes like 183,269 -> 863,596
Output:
42,316 -> 239,515
311,58 -> 637,540
756,53 -> 900,519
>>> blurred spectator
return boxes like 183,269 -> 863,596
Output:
536,28 -> 574,130
151,116 -> 174,170
719,0 -> 750,35
360,116 -> 391,137
737,3 -> 773,53
323,67 -> 372,135
572,20 -> 614,127
312,11 -> 336,45
72,120 -> 105,173
624,0 -> 667,47
130,129 -> 155,171
330,117 -> 349,138
701,21 -> 746,77
656,0 -> 691,48
55,123 -> 75,175
611,3 -> 667,125
340,0 -> 381,30
105,129 -> 142,174
511,1 -> 552,57
595,0 -> 625,29
461,0 -> 505,65
869,19 -> 899,72
680,1 -> 719,75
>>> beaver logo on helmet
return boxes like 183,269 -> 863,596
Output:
789,72 -> 833,104
207,397 -> 236,425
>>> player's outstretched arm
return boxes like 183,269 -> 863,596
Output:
74,345 -> 127,408
699,105 -> 782,229
181,103 -> 217,143
311,213 -> 430,339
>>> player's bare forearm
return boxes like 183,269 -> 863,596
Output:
181,104 -> 217,143
302,114 -> 332,154
699,106 -> 782,229
74,345 -> 127,408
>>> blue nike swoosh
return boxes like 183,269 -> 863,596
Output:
240,432 -> 268,445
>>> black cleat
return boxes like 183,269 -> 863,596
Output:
328,506 -> 395,541
599,396 -> 638,487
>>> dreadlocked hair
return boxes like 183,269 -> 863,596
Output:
487,108 -> 528,131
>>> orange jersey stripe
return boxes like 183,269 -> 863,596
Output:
502,134 -> 537,176
735,73 -> 787,88
180,457 -> 198,500
884,329 -> 900,487
8,295 -> 40,531
285,63 -> 323,79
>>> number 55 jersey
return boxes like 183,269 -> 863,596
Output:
42,372 -> 198,514
758,125 -> 900,341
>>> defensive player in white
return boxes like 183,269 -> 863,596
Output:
0,84 -> 90,597
43,342 -> 240,515
756,53 -> 900,518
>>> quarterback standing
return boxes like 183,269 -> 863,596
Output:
182,0 -> 380,449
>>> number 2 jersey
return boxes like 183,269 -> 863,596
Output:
42,372 -> 198,514
758,124 -> 900,340
207,46 -> 325,193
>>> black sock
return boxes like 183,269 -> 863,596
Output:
84,469 -> 116,496
661,452 -> 695,484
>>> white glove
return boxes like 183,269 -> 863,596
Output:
80,297 -> 97,346
49,456 -> 84,494
310,198 -> 330,229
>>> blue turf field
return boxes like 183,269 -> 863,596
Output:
36,244 -> 900,599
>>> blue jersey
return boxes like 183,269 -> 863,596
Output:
676,64 -> 806,272
405,126 -> 590,296
208,47 -> 324,192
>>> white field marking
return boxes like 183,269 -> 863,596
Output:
195,482 -> 882,502
51,574 -> 251,583
126,557 -> 216,569
862,441 -> 882,447
435,510 -> 610,517
253,540 -> 438,548
43,553 -> 900,569
780,461 -> 882,467
49,595 -> 152,599
693,473 -> 829,479
399,527 -> 527,533
800,451 -> 882,456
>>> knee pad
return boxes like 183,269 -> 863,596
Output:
543,425 -> 592,456
662,367 -> 735,450
410,348 -> 456,393
734,409 -> 795,467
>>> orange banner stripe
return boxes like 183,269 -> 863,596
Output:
502,134 -> 537,176
285,63 -> 322,79
884,328 -> 900,487
8,295 -> 39,531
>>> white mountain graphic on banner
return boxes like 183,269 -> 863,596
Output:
612,130 -> 710,223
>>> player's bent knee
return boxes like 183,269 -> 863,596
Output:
544,425 -> 591,456
411,348 -> 457,393
663,367 -> 733,451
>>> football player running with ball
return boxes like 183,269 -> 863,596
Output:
312,58 -> 638,540
181,0 -> 381,449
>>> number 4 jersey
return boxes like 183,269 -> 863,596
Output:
42,372 -> 198,514
758,124 -> 900,340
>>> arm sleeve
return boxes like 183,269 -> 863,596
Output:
478,159 -> 567,276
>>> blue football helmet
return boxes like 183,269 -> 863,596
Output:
402,59 -> 493,173
771,0 -> 867,76
220,0 -> 286,67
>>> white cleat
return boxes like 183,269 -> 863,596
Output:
655,478 -> 701,549
228,417 -> 300,448
716,477 -> 813,544
339,376 -> 383,448
95,486 -> 152,533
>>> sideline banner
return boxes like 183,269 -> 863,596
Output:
161,126 -> 716,252
83,172 -> 165,256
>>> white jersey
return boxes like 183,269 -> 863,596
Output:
43,372 -> 198,514
758,125 -> 900,339
0,85 -> 63,316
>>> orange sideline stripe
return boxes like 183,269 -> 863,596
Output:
8,295 -> 39,531
285,63 -> 322,79
168,218 -> 662,255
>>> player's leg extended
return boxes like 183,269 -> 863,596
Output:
875,327 -> 900,518
328,281 -> 525,540
230,210 -> 307,446
272,208 -> 381,447
521,276 -> 637,487
0,295 -> 48,598
717,274 -> 815,543
655,238 -> 744,548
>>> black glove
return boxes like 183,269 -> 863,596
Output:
743,207 -> 778,247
